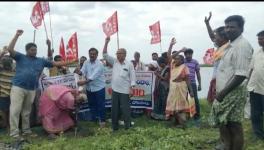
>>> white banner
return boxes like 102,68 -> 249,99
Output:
39,72 -> 156,109
105,71 -> 156,109
39,73 -> 78,91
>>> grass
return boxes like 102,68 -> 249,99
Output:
0,100 -> 263,150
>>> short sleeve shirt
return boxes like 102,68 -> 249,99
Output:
247,48 -> 264,95
216,35 -> 253,92
12,52 -> 53,90
184,59 -> 200,84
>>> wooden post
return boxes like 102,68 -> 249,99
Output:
117,31 -> 120,50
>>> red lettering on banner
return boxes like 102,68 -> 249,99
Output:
107,88 -> 112,95
132,88 -> 145,97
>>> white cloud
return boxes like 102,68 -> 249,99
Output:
0,2 -> 263,63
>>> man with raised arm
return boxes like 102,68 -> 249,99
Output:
103,37 -> 136,131
204,12 -> 230,150
7,29 -> 75,138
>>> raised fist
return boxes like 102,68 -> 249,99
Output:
170,37 -> 176,45
16,30 -> 23,36
105,36 -> 110,43
46,39 -> 51,46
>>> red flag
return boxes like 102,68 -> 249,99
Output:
66,32 -> 78,61
149,21 -> 161,44
102,11 -> 118,37
30,2 -> 43,29
203,48 -> 214,65
39,1 -> 50,16
59,37 -> 66,60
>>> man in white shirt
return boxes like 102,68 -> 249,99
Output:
131,51 -> 146,71
152,52 -> 158,61
209,15 -> 253,150
247,30 -> 264,140
103,37 -> 136,131
131,51 -> 146,117
78,48 -> 106,127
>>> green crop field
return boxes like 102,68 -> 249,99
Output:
0,100 -> 263,150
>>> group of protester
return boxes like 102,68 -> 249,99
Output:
0,13 -> 263,150
204,13 -> 264,150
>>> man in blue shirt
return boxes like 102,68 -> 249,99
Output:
78,48 -> 106,127
7,29 -> 75,138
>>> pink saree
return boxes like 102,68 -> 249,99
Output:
39,85 -> 75,134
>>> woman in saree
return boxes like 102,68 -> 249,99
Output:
38,85 -> 84,138
165,38 -> 195,127
151,57 -> 170,120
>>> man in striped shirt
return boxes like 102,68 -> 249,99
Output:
0,54 -> 15,129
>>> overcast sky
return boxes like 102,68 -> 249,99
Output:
0,2 -> 263,64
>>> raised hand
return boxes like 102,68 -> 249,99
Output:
0,46 -> 8,58
2,46 -> 9,54
103,36 -> 110,53
16,30 -> 23,36
204,12 -> 212,23
46,39 -> 51,46
105,36 -> 110,43
170,37 -> 176,46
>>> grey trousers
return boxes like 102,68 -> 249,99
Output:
111,91 -> 131,130
9,86 -> 36,137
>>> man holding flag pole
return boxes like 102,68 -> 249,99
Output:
102,11 -> 119,49
103,36 -> 136,131
30,1 -> 54,60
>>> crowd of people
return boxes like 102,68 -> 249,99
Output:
0,13 -> 263,150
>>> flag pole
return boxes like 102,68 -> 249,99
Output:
117,31 -> 120,50
39,2 -> 48,40
33,30 -> 36,43
158,20 -> 162,53
48,7 -> 54,50
159,41 -> 162,53
42,17 -> 49,40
